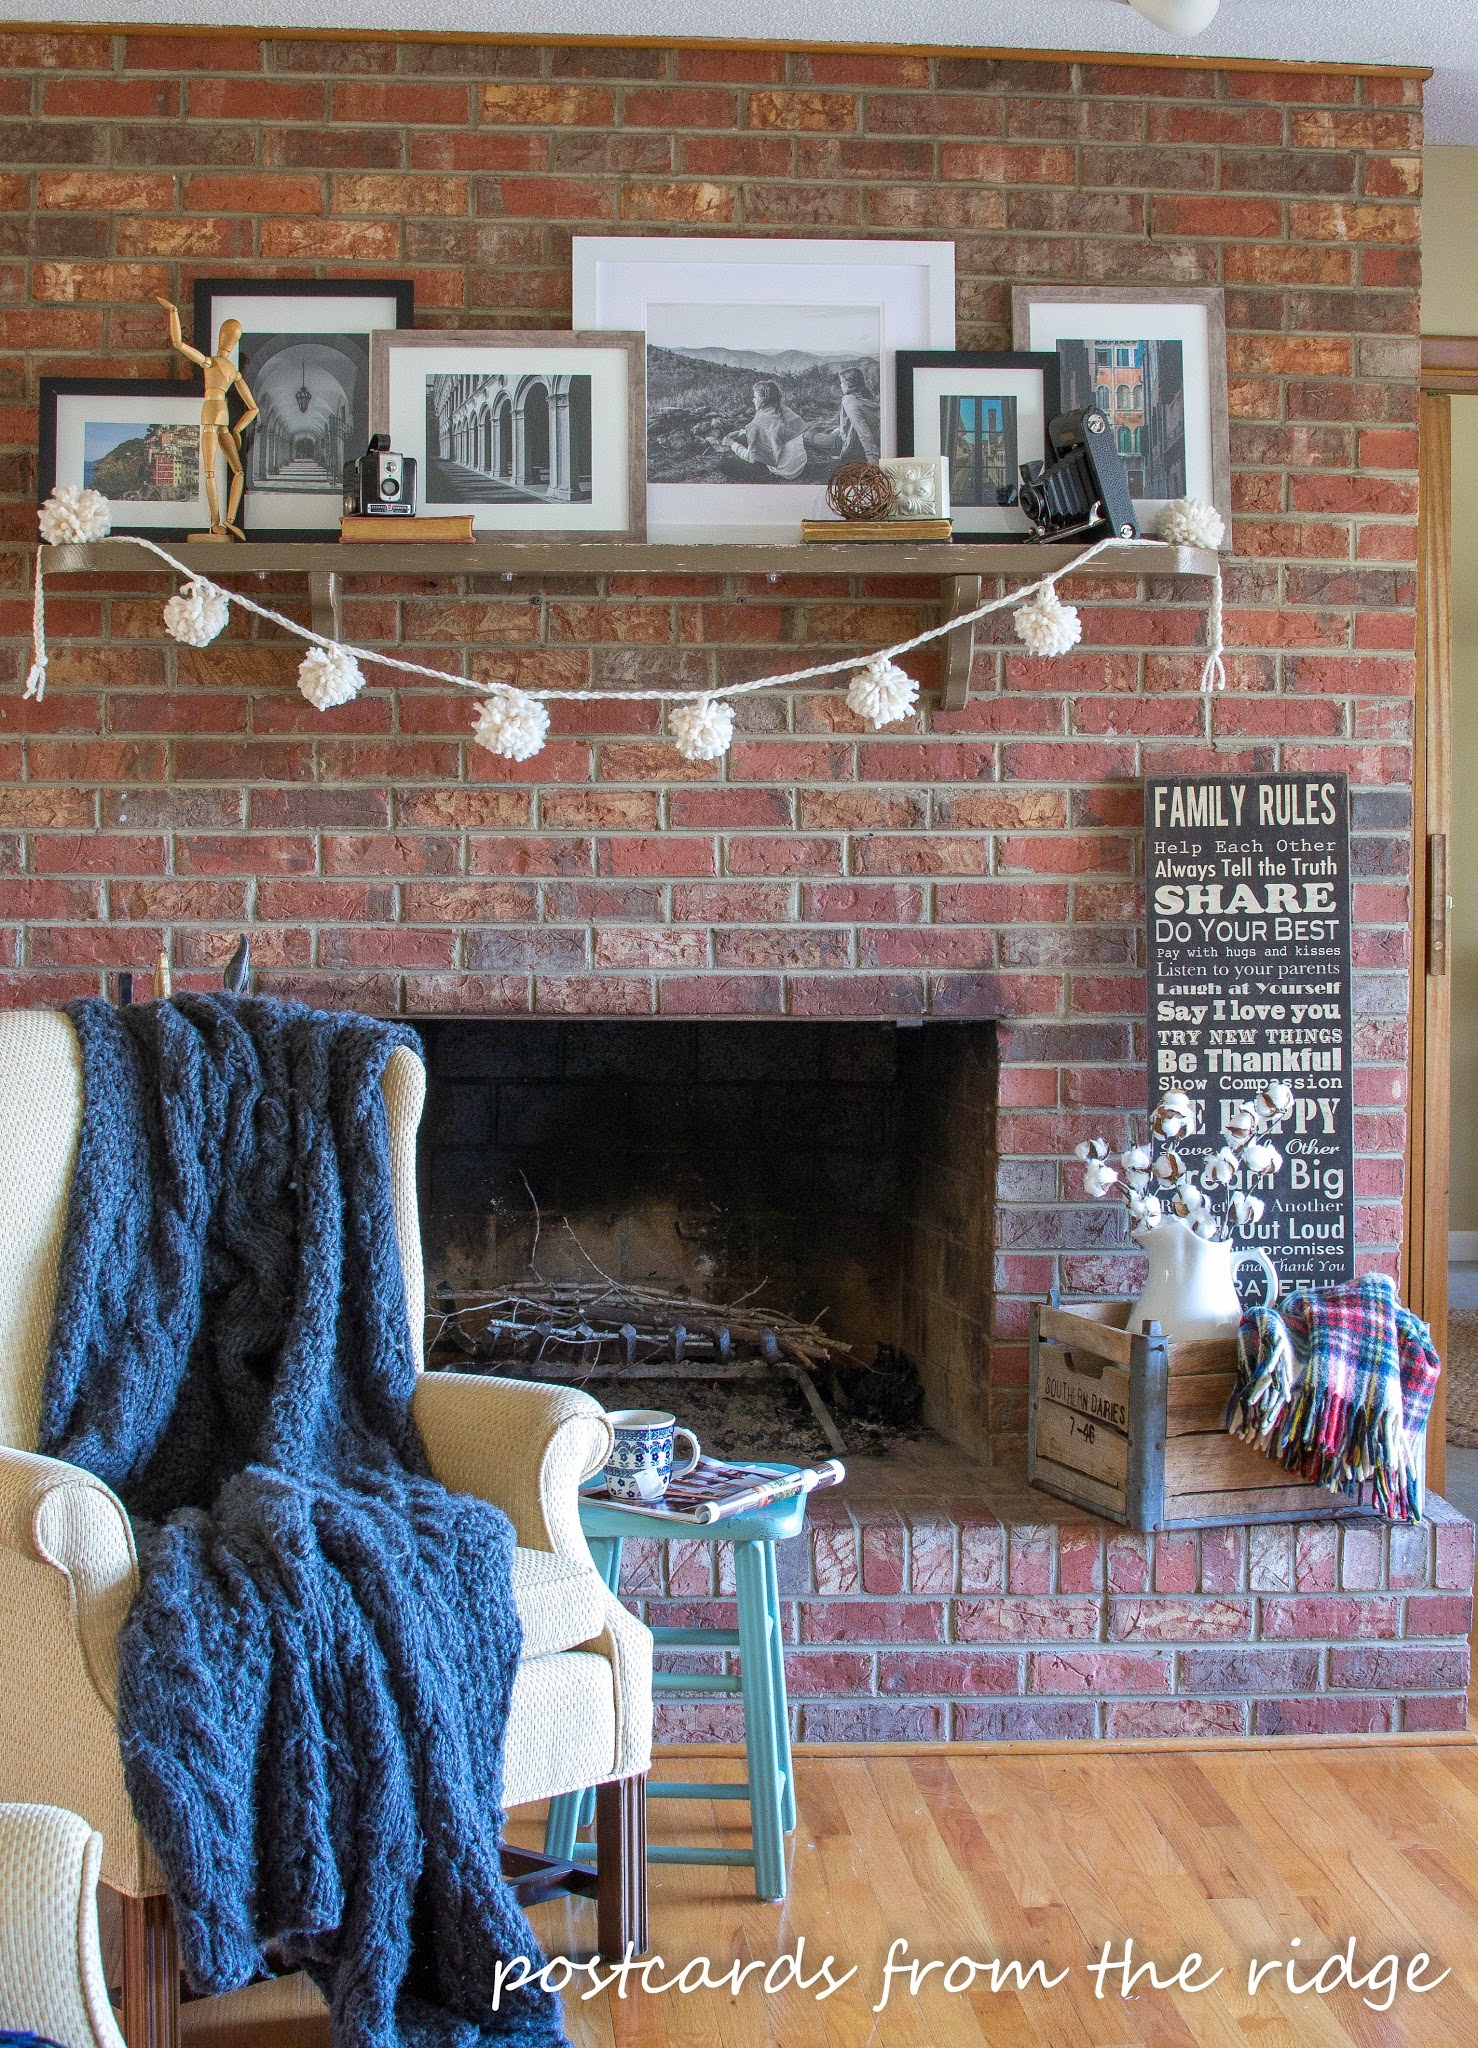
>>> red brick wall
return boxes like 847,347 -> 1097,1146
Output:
0,34 -> 1423,1447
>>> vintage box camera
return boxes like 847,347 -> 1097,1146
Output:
344,434 -> 417,518
1017,409 -> 1139,544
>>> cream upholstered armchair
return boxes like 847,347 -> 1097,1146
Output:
0,1802 -> 125,2048
0,1009 -> 652,2048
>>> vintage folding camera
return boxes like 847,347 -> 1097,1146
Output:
1017,408 -> 1139,543
344,433 -> 417,517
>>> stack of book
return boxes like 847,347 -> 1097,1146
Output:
340,514 -> 475,542
801,516 -> 952,543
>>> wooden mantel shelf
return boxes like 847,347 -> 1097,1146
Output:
40,537 -> 1218,709
40,536 -> 1216,579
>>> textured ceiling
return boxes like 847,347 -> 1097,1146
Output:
6,1 -> 1475,140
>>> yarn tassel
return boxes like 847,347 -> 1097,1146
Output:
1226,1313 -> 1296,1445
23,548 -> 46,701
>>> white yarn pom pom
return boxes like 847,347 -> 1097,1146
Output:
669,695 -> 735,763
297,644 -> 365,710
471,690 -> 549,761
162,578 -> 230,648
1013,584 -> 1082,657
845,653 -> 919,729
1158,497 -> 1225,550
38,485 -> 111,544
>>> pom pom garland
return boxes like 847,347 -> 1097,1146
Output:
1012,583 -> 1081,658
20,525 -> 1227,752
38,485 -> 111,545
669,695 -> 735,763
163,578 -> 230,648
471,689 -> 549,762
1158,497 -> 1225,551
297,644 -> 365,710
846,653 -> 919,729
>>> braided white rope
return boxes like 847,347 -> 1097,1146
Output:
21,548 -> 46,701
1202,564 -> 1227,692
26,530 -> 1226,706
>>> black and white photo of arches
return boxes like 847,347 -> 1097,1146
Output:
236,333 -> 368,497
425,373 -> 593,505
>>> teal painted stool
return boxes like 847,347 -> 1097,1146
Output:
543,1467 -> 807,1903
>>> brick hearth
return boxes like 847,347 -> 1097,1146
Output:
630,1453 -> 1475,1742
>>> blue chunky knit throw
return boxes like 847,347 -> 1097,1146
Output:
40,995 -> 569,2048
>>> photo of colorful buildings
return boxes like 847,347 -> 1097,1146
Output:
1054,336 -> 1187,498
82,421 -> 199,503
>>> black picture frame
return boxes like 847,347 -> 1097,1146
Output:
895,349 -> 1061,540
191,277 -> 415,541
39,376 -> 218,539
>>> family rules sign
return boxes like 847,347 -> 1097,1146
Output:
1145,774 -> 1355,1293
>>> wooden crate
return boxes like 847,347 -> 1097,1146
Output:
1028,1298 -> 1368,1530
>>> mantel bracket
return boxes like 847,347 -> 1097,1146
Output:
307,570 -> 341,642
940,574 -> 982,710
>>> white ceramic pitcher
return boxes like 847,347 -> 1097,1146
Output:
1129,1214 -> 1279,1342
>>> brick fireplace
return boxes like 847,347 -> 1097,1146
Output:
410,1020 -> 1472,1744
2,29 -> 1469,1738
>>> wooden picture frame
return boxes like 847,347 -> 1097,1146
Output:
38,376 -> 223,540
370,328 -> 647,542
192,277 -> 415,540
895,349 -> 1061,539
1011,285 -> 1231,539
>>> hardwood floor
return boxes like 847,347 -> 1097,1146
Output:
174,1738 -> 1478,2045
513,1744 -> 1478,2047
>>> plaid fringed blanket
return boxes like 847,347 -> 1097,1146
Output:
1227,1273 -> 1441,1523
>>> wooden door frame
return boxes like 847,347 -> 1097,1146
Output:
1411,337 -> 1478,1494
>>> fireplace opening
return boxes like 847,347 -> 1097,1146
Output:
415,1019 -> 997,1466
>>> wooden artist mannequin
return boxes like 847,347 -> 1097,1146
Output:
154,298 -> 259,540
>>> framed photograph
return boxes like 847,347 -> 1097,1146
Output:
896,350 -> 1060,539
1012,286 -> 1230,536
192,278 -> 414,539
573,236 -> 955,540
370,329 -> 645,540
39,378 -> 225,538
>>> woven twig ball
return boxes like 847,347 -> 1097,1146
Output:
826,462 -> 896,522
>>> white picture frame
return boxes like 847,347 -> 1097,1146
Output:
1012,286 -> 1231,537
370,329 -> 646,541
573,236 -> 955,541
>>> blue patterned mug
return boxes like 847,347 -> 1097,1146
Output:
602,1409 -> 701,1505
